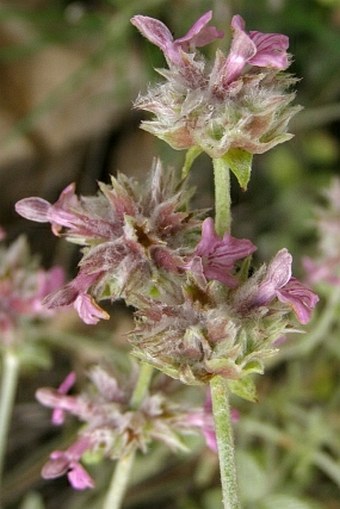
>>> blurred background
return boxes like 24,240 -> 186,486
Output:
0,0 -> 340,508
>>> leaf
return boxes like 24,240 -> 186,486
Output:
236,450 -> 269,502
228,376 -> 258,402
223,149 -> 253,190
260,494 -> 323,509
181,146 -> 203,178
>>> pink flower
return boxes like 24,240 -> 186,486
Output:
0,236 -> 65,344
41,438 -> 94,490
303,256 -> 340,287
222,15 -> 289,85
276,277 -> 320,325
15,183 -> 119,242
246,249 -> 319,324
186,218 -> 256,287
74,294 -> 110,325
41,270 -> 109,325
131,11 -> 223,65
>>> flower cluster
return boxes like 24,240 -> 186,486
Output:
14,12 -> 318,388
131,222 -> 318,385
303,178 -> 340,287
37,366 -> 215,489
131,12 -> 300,160
0,233 -> 64,348
16,160 -> 201,324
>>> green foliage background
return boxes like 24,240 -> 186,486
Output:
0,0 -> 339,508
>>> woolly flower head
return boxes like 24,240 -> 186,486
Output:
37,365 -> 215,489
131,220 -> 318,387
16,160 -> 201,324
132,12 -> 300,169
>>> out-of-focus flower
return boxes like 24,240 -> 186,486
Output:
51,371 -> 76,425
0,235 -> 64,346
41,437 -> 94,490
133,12 -> 300,161
185,390 -> 239,452
185,217 -> 256,286
303,178 -> 340,287
37,365 -> 210,489
16,160 -> 201,324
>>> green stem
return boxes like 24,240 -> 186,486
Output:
210,376 -> 241,509
102,363 -> 153,509
181,147 -> 203,179
0,350 -> 20,503
103,450 -> 136,509
213,158 -> 231,235
211,156 -> 240,507
130,363 -> 154,410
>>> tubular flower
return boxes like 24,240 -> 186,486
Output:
132,12 -> 300,159
41,438 -> 94,490
37,365 -> 210,489
0,235 -> 64,346
221,15 -> 289,86
16,160 -> 201,323
131,11 -> 223,67
185,217 -> 256,287
234,248 -> 319,324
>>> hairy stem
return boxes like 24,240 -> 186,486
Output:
213,158 -> 231,235
102,363 -> 153,509
103,450 -> 136,509
211,157 -> 240,508
210,376 -> 241,509
0,350 -> 20,505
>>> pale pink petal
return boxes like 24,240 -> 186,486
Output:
222,14 -> 290,85
68,462 -> 94,490
52,372 -> 77,425
223,15 -> 257,84
130,15 -> 175,60
131,12 -> 223,65
41,452 -> 69,479
74,294 -> 109,325
254,249 -> 292,306
249,31 -> 289,69
15,197 -> 51,222
175,10 -> 223,49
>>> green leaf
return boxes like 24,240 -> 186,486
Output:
236,450 -> 269,502
260,494 -> 323,509
181,146 -> 203,178
228,376 -> 258,402
223,149 -> 253,190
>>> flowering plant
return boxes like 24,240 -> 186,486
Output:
1,8 -> 325,509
